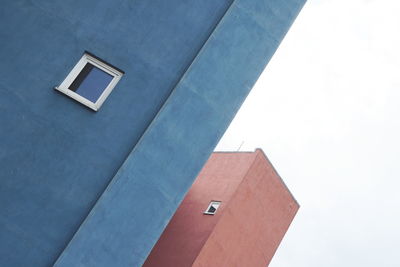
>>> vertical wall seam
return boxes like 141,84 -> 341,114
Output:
191,150 -> 260,265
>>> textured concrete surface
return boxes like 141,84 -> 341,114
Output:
56,1 -> 305,266
143,152 -> 258,267
0,0 -> 305,266
144,150 -> 299,267
0,1 -> 232,266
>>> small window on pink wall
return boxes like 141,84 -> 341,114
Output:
204,201 -> 221,215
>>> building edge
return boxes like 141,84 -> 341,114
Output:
255,148 -> 300,208
191,149 -> 299,266
52,2 -> 235,265
55,0 -> 307,266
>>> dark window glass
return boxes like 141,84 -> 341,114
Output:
68,63 -> 113,103
208,206 -> 217,213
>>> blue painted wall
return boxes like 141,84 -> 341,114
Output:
0,0 -> 306,266
53,0 -> 306,267
0,1 -> 233,266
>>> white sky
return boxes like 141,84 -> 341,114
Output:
215,0 -> 400,266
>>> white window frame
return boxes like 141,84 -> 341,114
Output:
204,201 -> 221,215
55,53 -> 123,111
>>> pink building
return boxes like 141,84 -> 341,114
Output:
143,149 -> 299,267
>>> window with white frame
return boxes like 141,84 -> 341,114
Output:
55,53 -> 123,111
204,201 -> 221,215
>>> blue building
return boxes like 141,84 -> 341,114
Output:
0,1 -> 305,266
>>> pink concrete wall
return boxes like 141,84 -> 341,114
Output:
143,150 -> 298,267
192,149 -> 299,266
143,152 -> 257,267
